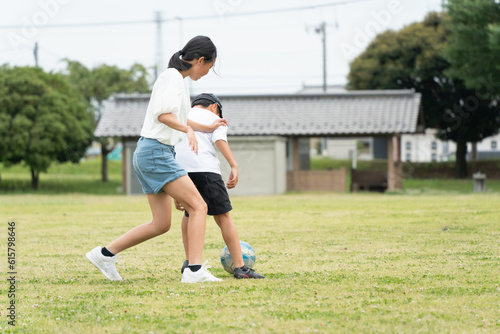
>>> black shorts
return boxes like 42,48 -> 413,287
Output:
185,172 -> 232,217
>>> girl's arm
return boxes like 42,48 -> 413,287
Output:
215,140 -> 238,189
158,113 -> 198,154
188,118 -> 228,133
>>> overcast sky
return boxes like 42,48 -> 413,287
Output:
0,0 -> 443,95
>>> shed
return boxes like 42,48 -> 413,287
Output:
95,90 -> 423,195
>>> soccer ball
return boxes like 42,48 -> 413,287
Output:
220,241 -> 256,274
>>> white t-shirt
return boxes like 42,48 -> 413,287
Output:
140,68 -> 191,146
175,107 -> 228,175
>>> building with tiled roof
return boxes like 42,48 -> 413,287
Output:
95,90 -> 423,195
96,90 -> 423,138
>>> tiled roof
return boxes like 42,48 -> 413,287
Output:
94,90 -> 423,137
95,96 -> 148,137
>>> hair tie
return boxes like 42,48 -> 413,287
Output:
179,50 -> 184,56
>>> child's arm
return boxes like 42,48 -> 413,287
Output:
158,113 -> 198,154
214,140 -> 238,189
188,118 -> 228,133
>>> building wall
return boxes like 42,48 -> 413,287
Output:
124,138 -> 142,195
219,136 -> 287,196
287,169 -> 347,192
312,131 -> 499,163
372,137 -> 388,159
401,130 -> 500,162
472,135 -> 500,159
322,137 -> 379,160
123,136 -> 287,196
325,138 -> 358,159
286,138 -> 310,170
401,129 -> 446,162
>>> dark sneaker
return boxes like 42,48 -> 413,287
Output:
233,266 -> 265,279
181,260 -> 189,274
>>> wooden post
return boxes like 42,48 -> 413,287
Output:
122,138 -> 127,194
395,134 -> 403,190
387,135 -> 395,191
293,137 -> 300,191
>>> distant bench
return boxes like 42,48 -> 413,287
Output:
350,169 -> 388,192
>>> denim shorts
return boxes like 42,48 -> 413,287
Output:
133,137 -> 187,194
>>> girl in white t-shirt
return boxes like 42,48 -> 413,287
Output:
86,36 -> 226,283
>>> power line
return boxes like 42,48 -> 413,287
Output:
0,0 -> 373,29
0,48 -> 20,52
183,0 -> 372,21
0,19 -> 152,29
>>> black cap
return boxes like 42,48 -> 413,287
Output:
191,93 -> 223,118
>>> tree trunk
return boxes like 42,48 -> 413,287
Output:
31,167 -> 39,190
455,136 -> 468,179
101,143 -> 110,183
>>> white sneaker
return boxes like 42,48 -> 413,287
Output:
86,246 -> 122,281
181,261 -> 222,283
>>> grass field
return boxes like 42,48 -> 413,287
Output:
1,192 -> 499,333
2,158 -> 500,195
0,159 -> 122,195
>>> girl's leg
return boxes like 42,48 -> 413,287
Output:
181,214 -> 190,261
214,213 -> 244,268
106,192 -> 172,254
163,175 -> 207,265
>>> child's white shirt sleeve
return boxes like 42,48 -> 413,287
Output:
211,125 -> 228,143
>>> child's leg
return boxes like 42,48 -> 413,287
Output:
214,213 -> 244,268
163,175 -> 207,265
181,214 -> 189,261
106,192 -> 172,254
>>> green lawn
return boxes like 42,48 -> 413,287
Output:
2,158 -> 500,195
0,159 -> 122,195
402,178 -> 500,194
1,193 -> 499,333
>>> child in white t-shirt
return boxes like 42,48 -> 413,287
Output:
175,93 -> 264,279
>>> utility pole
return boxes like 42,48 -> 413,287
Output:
154,11 -> 164,79
174,16 -> 184,48
33,42 -> 39,67
314,22 -> 327,92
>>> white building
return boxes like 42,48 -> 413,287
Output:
401,129 -> 500,162
316,128 -> 499,163
318,137 -> 388,160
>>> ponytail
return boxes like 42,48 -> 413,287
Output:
168,50 -> 189,71
168,35 -> 217,71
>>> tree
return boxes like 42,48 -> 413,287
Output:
444,0 -> 500,98
0,66 -> 94,189
444,0 -> 500,164
62,61 -> 151,182
348,12 -> 500,178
